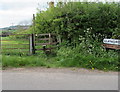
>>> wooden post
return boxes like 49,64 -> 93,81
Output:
33,14 -> 35,34
29,34 -> 35,55
30,14 -> 35,55
49,33 -> 51,44
58,35 -> 61,44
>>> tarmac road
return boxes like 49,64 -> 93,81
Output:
2,67 -> 118,90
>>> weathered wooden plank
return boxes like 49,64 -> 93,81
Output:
35,43 -> 51,45
1,51 -> 29,53
36,33 -> 50,36
102,44 -> 120,50
36,33 -> 56,36
35,42 -> 58,45
1,40 -> 15,41
2,44 -> 29,45
1,39 -> 29,41
36,38 -> 50,41
36,48 -> 54,50
2,48 -> 29,49
0,34 -> 31,36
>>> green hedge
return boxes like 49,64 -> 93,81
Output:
35,2 -> 120,42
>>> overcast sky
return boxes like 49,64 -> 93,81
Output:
0,0 -> 119,28
0,0 -> 52,28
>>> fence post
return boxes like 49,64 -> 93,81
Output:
58,35 -> 61,44
29,34 -> 35,55
49,33 -> 51,44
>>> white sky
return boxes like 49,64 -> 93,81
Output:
0,0 -> 120,28
0,0 -> 51,28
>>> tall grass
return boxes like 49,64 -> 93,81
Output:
2,45 -> 119,71
55,46 -> 119,71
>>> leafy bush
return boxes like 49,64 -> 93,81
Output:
35,2 -> 120,42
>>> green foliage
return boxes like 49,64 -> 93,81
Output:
55,46 -> 119,71
35,2 -> 120,41
2,2 -> 120,71
2,44 -> 119,71
2,55 -> 46,68
2,35 -> 119,71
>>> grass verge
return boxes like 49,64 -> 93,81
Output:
1,46 -> 119,71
